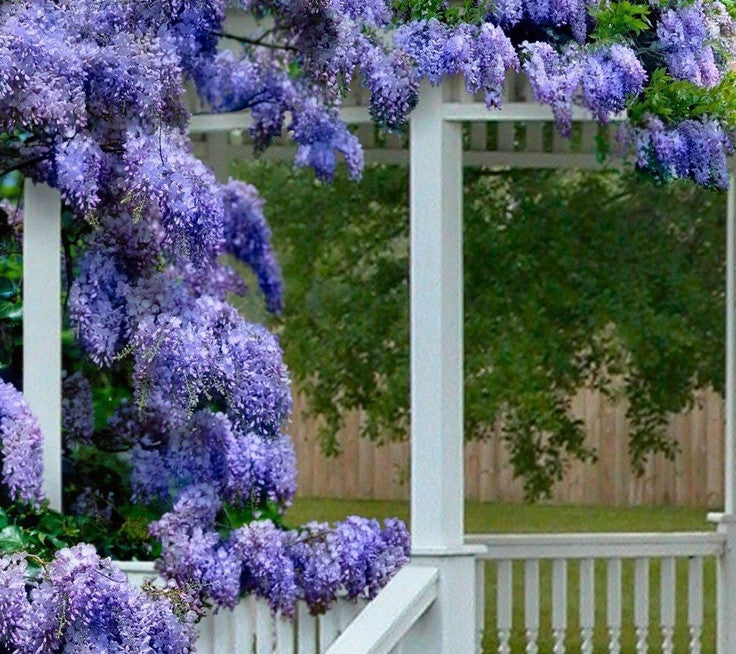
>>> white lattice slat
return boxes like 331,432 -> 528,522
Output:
525,123 -> 544,153
579,559 -> 595,654
232,600 -> 254,653
634,558 -> 650,654
211,610 -> 234,654
551,559 -> 567,654
688,557 -> 704,654
319,608 -> 340,652
335,600 -> 353,634
496,560 -> 513,654
524,560 -> 540,654
660,557 -> 676,654
297,603 -> 317,654
195,614 -> 214,654
276,613 -> 295,654
256,601 -> 274,654
606,559 -> 622,654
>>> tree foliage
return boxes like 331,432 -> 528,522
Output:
239,161 -> 725,500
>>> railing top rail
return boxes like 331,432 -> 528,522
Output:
325,565 -> 439,654
466,531 -> 726,560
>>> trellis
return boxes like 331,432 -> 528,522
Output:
21,69 -> 736,653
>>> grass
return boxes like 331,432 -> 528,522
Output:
286,499 -> 717,653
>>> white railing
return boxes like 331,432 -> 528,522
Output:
325,565 -> 439,654
467,532 -> 725,654
119,561 -> 367,654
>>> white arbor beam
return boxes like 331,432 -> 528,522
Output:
22,180 -> 62,510
409,80 -> 464,552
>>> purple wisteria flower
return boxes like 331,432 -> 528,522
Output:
620,117 -> 733,189
14,544 -> 196,653
581,44 -> 646,122
61,371 -> 94,448
151,493 -> 410,617
394,19 -> 519,106
0,380 -> 44,506
521,42 -> 582,137
221,180 -> 284,313
657,1 -> 721,88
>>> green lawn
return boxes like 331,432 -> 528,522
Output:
286,499 -> 718,653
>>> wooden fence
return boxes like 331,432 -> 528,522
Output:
291,388 -> 726,507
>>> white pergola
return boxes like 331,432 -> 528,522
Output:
20,74 -> 736,652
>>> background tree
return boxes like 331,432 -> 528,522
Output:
238,162 -> 726,500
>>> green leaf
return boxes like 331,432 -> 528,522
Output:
0,526 -> 26,552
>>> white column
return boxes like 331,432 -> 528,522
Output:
409,79 -> 480,654
22,180 -> 62,510
726,176 -> 736,515
710,174 -> 736,654
410,80 -> 464,551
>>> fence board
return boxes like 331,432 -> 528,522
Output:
290,387 -> 726,507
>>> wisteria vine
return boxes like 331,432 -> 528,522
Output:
1,0 -> 735,649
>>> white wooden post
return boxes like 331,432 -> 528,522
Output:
22,180 -> 63,510
710,173 -> 736,654
408,79 -> 479,653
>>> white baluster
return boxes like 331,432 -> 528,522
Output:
551,559 -> 567,654
297,603 -> 317,654
660,557 -> 676,654
579,559 -> 595,654
477,560 -> 486,654
318,607 -> 339,652
634,558 -> 649,654
688,557 -> 704,654
524,560 -> 540,654
606,559 -> 622,654
497,560 -> 513,654
212,609 -> 234,654
276,611 -> 295,654
256,600 -> 274,654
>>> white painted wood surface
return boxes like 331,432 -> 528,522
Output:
324,565 -> 439,654
634,558 -> 649,654
409,79 -> 464,552
551,559 -> 567,654
496,560 -> 513,654
22,181 -> 62,510
470,532 -> 724,653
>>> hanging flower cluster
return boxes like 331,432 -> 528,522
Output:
0,545 -> 197,653
392,0 -> 736,188
0,0 -> 411,647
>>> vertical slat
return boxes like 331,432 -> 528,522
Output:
688,557 -> 704,654
524,560 -> 540,654
476,559 -> 486,654
660,557 -> 676,654
256,601 -> 274,654
318,608 -> 339,652
23,180 -> 62,510
551,559 -> 567,654
634,558 -> 650,654
526,124 -> 544,153
579,559 -> 595,654
297,603 -> 317,654
276,612 -> 295,654
496,560 -> 513,654
335,600 -> 353,634
195,614 -> 214,654
606,559 -> 622,654
212,610 -> 235,654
